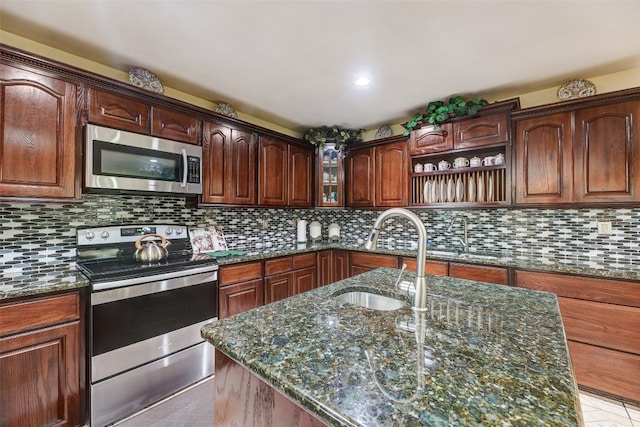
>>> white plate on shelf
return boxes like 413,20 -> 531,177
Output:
455,177 -> 464,202
477,175 -> 484,202
468,175 -> 476,202
423,180 -> 431,204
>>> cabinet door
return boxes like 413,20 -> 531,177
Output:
293,266 -> 316,295
202,123 -> 231,203
375,141 -> 408,207
317,144 -> 343,207
203,124 -> 256,204
574,100 -> 640,203
219,278 -> 264,319
448,262 -> 508,285
514,113 -> 573,204
264,272 -> 292,304
230,129 -> 257,204
0,321 -> 81,427
258,136 -> 288,206
317,250 -> 332,287
0,64 -> 77,199
88,88 -> 150,133
288,144 -> 313,207
409,124 -> 453,155
454,112 -> 508,149
151,106 -> 199,144
333,250 -> 350,281
346,147 -> 374,207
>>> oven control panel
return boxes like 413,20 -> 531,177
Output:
77,224 -> 187,246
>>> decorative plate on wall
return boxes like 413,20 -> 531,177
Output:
214,103 -> 238,119
375,125 -> 392,139
128,67 -> 164,94
557,79 -> 597,100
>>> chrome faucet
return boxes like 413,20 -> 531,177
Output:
447,214 -> 468,252
364,208 -> 428,311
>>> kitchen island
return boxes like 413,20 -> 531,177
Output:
202,268 -> 583,426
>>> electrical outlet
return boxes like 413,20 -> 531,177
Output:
262,219 -> 269,230
597,221 -> 612,235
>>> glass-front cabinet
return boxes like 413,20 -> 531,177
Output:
316,143 -> 343,207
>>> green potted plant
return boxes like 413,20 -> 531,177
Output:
303,125 -> 363,151
402,96 -> 489,136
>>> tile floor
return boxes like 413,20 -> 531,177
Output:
112,377 -> 639,426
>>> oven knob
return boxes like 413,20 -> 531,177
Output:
100,231 -> 110,239
84,231 -> 95,241
175,228 -> 184,235
165,228 -> 173,235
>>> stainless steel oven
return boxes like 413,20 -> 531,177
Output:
77,224 -> 218,427
85,124 -> 202,195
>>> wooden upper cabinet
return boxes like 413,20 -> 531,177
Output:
454,112 -> 509,149
0,63 -> 78,199
573,100 -> 640,203
151,106 -> 199,144
346,146 -> 375,207
515,112 -> 573,204
202,122 -> 256,205
88,88 -> 150,133
409,123 -> 453,155
289,144 -> 313,207
375,140 -> 408,206
258,135 -> 288,206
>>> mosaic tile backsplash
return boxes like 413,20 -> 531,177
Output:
1,193 -> 639,278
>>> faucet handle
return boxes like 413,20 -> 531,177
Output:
394,263 -> 407,291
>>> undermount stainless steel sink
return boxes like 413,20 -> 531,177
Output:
334,291 -> 406,311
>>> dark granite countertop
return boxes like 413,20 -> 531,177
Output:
202,268 -> 583,426
2,240 -> 638,301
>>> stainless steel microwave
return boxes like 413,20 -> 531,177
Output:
85,124 -> 202,195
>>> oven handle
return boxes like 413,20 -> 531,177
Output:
92,268 -> 218,306
181,148 -> 188,188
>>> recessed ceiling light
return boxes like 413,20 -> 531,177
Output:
355,77 -> 370,86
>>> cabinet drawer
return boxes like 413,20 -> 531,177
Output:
89,88 -> 150,133
401,258 -> 448,277
558,297 -> 640,354
219,262 -> 263,286
293,253 -> 316,269
568,340 -> 640,402
350,252 -> 398,269
151,106 -> 199,144
514,270 -> 640,307
453,112 -> 508,149
449,263 -> 508,285
0,293 -> 80,337
265,256 -> 294,276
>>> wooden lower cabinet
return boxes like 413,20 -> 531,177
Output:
448,262 -> 509,285
317,250 -> 350,286
264,254 -> 317,304
0,292 -> 82,427
515,270 -> 640,403
350,252 -> 398,276
214,349 -> 327,426
218,262 -> 264,318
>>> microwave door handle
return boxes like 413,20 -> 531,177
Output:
180,148 -> 188,188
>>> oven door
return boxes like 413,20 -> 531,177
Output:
90,268 -> 217,426
85,124 -> 202,194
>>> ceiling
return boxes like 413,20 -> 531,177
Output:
2,1 -> 640,133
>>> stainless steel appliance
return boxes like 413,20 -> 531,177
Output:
77,224 -> 218,427
85,124 -> 203,195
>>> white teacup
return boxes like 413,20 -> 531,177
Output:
414,163 -> 424,173
424,163 -> 437,172
470,156 -> 481,167
494,153 -> 505,165
482,156 -> 495,166
438,160 -> 451,170
453,157 -> 469,168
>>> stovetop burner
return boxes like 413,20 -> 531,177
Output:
77,224 -> 218,286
